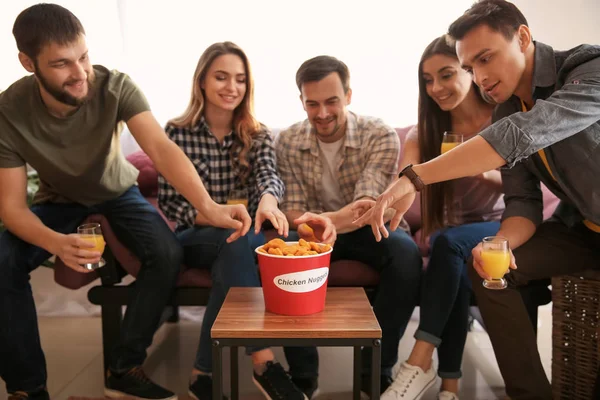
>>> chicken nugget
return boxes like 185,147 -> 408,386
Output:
298,238 -> 311,249
320,244 -> 332,253
282,245 -> 299,256
267,238 -> 286,249
294,248 -> 308,256
257,247 -> 268,254
268,247 -> 283,256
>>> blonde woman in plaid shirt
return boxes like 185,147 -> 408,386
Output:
275,56 -> 423,398
158,42 -> 332,400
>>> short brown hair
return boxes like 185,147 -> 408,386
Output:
448,0 -> 528,41
295,56 -> 350,93
13,3 -> 85,60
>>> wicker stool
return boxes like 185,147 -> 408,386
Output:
552,272 -> 600,399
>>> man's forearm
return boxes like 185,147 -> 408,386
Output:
324,198 -> 392,234
323,206 -> 359,234
497,216 -> 537,250
152,141 -> 213,214
0,207 -> 60,253
414,136 -> 505,185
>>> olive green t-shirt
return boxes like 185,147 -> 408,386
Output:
0,65 -> 150,206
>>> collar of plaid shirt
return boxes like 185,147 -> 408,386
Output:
192,117 -> 236,150
298,112 -> 363,156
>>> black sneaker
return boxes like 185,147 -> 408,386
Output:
188,374 -> 227,400
252,361 -> 308,400
360,375 -> 393,399
7,389 -> 49,400
105,367 -> 177,400
291,376 -> 319,399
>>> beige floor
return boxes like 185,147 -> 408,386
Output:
0,268 -> 552,400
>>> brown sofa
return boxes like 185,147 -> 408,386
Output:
52,125 -> 561,378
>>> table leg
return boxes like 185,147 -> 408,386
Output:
371,339 -> 381,400
353,346 -> 362,400
212,340 -> 223,400
230,346 -> 239,400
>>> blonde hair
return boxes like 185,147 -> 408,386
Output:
169,41 -> 261,182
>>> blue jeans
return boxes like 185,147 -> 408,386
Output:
284,226 -> 422,379
176,226 -> 266,373
415,221 -> 500,379
0,186 -> 183,393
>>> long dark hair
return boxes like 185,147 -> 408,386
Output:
417,35 -> 487,236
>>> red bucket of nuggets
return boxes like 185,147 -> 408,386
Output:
256,238 -> 333,316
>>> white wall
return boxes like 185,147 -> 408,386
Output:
1,0 -> 599,133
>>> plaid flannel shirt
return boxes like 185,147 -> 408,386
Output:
276,112 -> 409,232
158,119 -> 284,229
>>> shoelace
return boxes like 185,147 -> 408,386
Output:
8,392 -> 29,400
126,366 -> 153,385
387,366 -> 419,395
262,362 -> 302,399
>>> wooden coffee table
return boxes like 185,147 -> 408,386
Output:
211,287 -> 382,399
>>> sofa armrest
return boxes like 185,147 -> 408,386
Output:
97,244 -> 124,286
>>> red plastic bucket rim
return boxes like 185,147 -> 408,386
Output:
255,241 -> 333,259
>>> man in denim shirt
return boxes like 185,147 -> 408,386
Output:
355,1 -> 599,398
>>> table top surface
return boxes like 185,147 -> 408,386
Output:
211,287 -> 381,339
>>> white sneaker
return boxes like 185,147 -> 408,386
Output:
380,362 -> 436,400
438,391 -> 459,400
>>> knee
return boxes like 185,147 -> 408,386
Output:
430,232 -> 461,257
388,232 -> 421,263
221,230 -> 251,252
466,257 -> 478,282
0,232 -> 31,283
153,234 -> 184,279
385,233 -> 423,277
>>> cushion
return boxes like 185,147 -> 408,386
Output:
127,151 -> 158,197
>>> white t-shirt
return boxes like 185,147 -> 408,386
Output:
317,137 -> 346,212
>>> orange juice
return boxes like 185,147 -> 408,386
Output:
227,199 -> 248,208
80,234 -> 106,254
441,142 -> 459,154
481,249 -> 509,279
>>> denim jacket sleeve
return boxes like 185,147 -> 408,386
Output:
480,58 -> 600,167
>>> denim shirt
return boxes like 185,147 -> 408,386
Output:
479,42 -> 600,228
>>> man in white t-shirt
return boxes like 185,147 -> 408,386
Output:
275,55 -> 422,399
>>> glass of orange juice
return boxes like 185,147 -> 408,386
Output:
77,223 -> 106,270
481,236 -> 510,290
441,132 -> 463,154
227,188 -> 248,208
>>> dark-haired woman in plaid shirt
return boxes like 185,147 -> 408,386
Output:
158,42 -> 319,400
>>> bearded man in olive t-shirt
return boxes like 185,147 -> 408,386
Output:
0,4 -> 253,400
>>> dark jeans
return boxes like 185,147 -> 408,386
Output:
284,226 -> 422,379
0,186 -> 183,393
416,221 -> 500,379
176,226 -> 266,373
469,220 -> 600,400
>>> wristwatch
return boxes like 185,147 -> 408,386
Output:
398,164 -> 425,192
